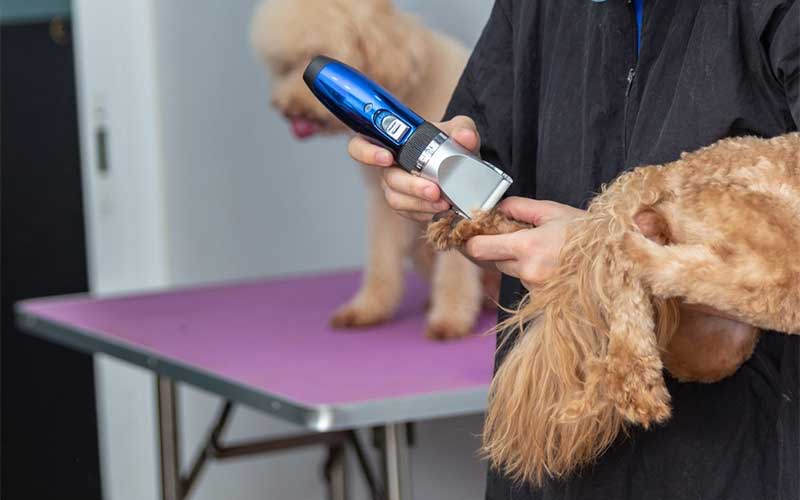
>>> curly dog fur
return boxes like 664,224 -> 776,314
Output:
427,132 -> 800,484
251,0 -> 501,340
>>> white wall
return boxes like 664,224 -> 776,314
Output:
78,1 -> 495,499
72,2 -> 169,499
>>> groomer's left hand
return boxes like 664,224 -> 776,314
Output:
464,198 -> 746,324
462,196 -> 585,290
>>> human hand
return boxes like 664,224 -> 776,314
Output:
462,197 -> 585,290
347,115 -> 480,222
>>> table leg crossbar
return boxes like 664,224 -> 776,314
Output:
156,376 -> 386,500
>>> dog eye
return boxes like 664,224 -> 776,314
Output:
280,62 -> 294,74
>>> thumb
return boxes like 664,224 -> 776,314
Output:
497,197 -> 563,226
437,115 -> 480,154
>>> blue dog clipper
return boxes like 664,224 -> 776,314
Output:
304,55 -> 513,219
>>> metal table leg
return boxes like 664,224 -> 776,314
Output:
324,443 -> 348,500
347,430 -> 383,500
157,376 -> 182,500
153,387 -> 381,500
383,422 -> 411,500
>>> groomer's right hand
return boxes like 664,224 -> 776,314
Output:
347,115 -> 481,222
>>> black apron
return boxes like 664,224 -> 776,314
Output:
443,1 -> 800,498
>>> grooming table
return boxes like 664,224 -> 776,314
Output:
16,271 -> 496,500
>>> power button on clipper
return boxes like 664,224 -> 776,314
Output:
380,114 -> 410,142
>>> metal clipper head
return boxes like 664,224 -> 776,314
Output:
415,134 -> 513,219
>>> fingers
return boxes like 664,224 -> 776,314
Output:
495,258 -> 548,290
383,168 -> 442,202
383,188 -> 450,217
398,210 -> 437,223
348,135 -> 394,167
497,197 -> 576,226
381,168 -> 449,217
459,254 -> 500,272
463,233 -> 521,261
438,115 -> 480,154
471,255 -> 541,290
462,230 -> 550,289
493,260 -> 520,281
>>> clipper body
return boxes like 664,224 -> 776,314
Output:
303,55 -> 512,218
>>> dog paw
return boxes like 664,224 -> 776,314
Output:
425,319 -> 472,341
330,302 -> 391,328
597,354 -> 672,427
426,210 -> 532,251
426,212 -> 463,250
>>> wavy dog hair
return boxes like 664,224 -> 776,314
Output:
484,165 -> 681,485
428,132 -> 800,485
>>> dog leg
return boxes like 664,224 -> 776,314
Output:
426,251 -> 483,340
568,243 -> 672,428
623,231 -> 800,334
588,270 -> 672,427
330,180 -> 414,327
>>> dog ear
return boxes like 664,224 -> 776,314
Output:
355,11 -> 428,99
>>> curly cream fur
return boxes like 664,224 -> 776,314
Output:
252,0 -> 500,339
428,132 -> 800,484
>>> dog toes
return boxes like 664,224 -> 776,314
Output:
615,382 -> 672,427
425,320 -> 471,341
330,303 -> 390,328
597,354 -> 672,427
426,212 -> 463,250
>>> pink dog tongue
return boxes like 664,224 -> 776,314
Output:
290,117 -> 319,139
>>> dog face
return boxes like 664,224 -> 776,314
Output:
251,0 -> 427,139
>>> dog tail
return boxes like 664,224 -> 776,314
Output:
482,165 -> 680,486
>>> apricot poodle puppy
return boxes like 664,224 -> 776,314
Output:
251,0 -> 497,340
428,132 -> 800,484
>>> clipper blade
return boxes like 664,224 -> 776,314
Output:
420,139 -> 512,219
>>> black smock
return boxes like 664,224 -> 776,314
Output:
442,1 -> 800,499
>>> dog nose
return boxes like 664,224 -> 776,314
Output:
280,95 -> 306,118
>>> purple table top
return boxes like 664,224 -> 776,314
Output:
17,271 -> 497,430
